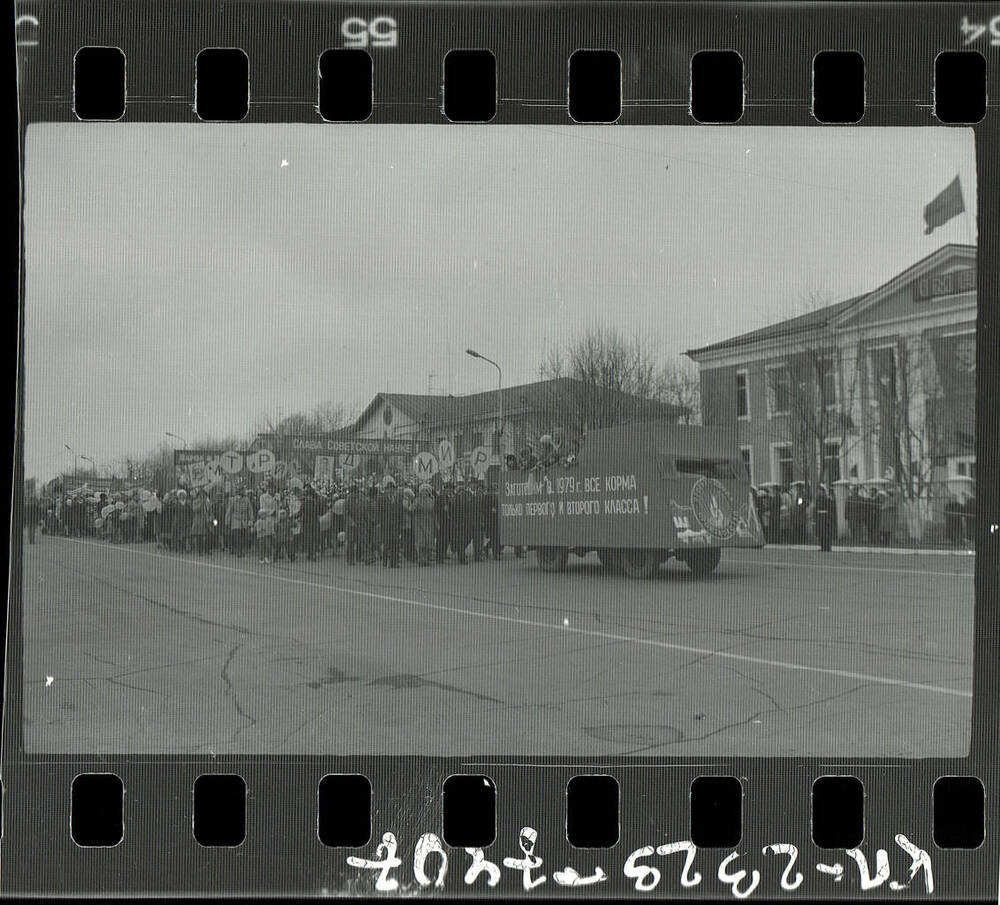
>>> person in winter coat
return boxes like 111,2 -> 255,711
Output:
451,484 -> 479,564
862,487 -> 879,543
171,490 -> 193,553
299,488 -> 321,561
226,488 -> 254,558
117,496 -> 133,542
275,509 -> 296,562
189,489 -> 212,556
110,501 -> 126,544
468,479 -> 486,561
154,492 -> 171,550
878,488 -> 898,545
127,495 -> 145,543
376,477 -> 404,568
259,483 -> 277,515
413,484 -> 438,566
961,493 -> 976,545
944,493 -> 960,546
254,507 -> 275,564
360,486 -> 377,564
400,486 -> 417,562
344,485 -> 362,566
844,485 -> 861,544
813,484 -> 835,552
208,485 -> 226,552
434,482 -> 454,562
482,482 -> 500,559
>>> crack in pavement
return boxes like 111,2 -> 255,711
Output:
26,653 -> 230,690
220,643 -> 257,741
65,564 -> 269,639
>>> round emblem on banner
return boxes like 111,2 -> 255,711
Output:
220,450 -> 244,474
690,477 -> 736,540
413,451 -> 439,477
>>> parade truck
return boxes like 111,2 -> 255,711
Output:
500,421 -> 764,579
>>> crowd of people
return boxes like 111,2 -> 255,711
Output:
26,473 -> 526,568
750,480 -> 976,549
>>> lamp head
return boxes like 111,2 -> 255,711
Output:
465,349 -> 480,358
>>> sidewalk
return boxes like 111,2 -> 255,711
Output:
764,542 -> 976,557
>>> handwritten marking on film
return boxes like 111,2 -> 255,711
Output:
345,828 -> 933,896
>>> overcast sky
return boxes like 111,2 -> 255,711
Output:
23,124 -> 975,482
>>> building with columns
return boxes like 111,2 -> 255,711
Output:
686,244 -> 976,498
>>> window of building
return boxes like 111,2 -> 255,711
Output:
818,356 -> 838,407
772,443 -> 794,486
768,365 -> 791,417
823,440 -> 842,483
950,455 -> 976,479
736,370 -> 750,419
870,345 -> 898,403
740,446 -> 753,482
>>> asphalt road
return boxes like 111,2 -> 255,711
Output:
20,537 -> 974,757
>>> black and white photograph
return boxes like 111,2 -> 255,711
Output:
19,123 -> 976,757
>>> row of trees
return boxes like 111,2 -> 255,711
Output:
107,401 -> 358,488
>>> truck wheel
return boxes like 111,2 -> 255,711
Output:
537,546 -> 569,572
682,547 -> 722,577
596,548 -> 621,572
619,549 -> 661,580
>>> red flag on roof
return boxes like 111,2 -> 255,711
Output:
923,175 -> 965,234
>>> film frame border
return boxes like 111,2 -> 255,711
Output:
7,0 -> 999,897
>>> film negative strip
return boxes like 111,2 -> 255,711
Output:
7,0 -> 998,897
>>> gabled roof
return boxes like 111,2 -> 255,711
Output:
355,377 -> 686,429
686,243 -> 976,359
686,293 -> 867,357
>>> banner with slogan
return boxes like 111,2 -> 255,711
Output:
260,434 -> 415,480
287,436 -> 417,456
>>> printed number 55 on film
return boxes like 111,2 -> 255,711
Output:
341,16 -> 398,48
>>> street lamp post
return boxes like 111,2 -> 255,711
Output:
165,432 -> 188,448
64,444 -> 79,477
466,349 -> 503,457
81,455 -> 97,476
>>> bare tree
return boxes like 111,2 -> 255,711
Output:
255,399 -> 355,439
762,293 -> 867,488
536,327 -> 690,437
872,331 -> 973,504
656,357 -> 702,425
